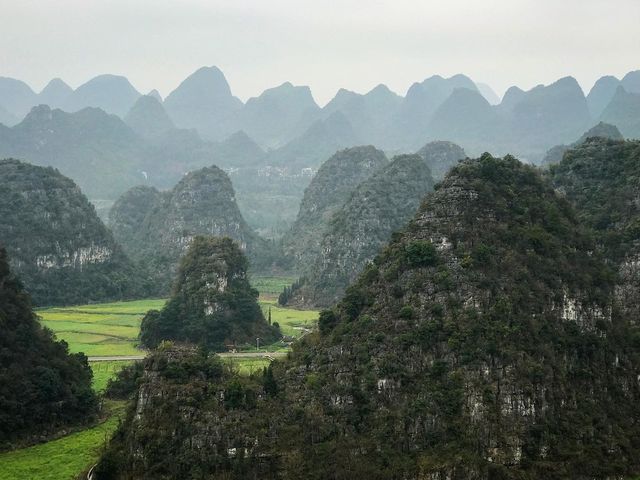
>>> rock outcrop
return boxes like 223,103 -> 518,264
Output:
139,236 -> 278,350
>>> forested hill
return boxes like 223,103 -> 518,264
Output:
94,152 -> 640,479
0,247 -> 97,449
0,159 -> 143,306
108,165 -> 271,293
287,153 -> 435,307
281,145 -> 388,273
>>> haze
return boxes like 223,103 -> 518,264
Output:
1,0 -> 639,104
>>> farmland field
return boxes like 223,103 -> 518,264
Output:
249,275 -> 297,299
260,298 -> 318,338
37,299 -> 166,357
37,277 -> 317,358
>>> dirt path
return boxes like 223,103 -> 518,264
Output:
88,351 -> 288,362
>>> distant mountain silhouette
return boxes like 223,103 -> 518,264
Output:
505,76 -> 591,159
266,111 -> 359,169
213,130 -> 265,168
125,94 -> 175,139
587,75 -> 620,117
235,82 -> 320,148
0,77 -> 36,117
541,122 -> 624,165
389,74 -> 479,148
427,88 -> 497,151
38,78 -> 73,109
0,105 -> 144,198
323,84 -> 401,144
476,82 -> 501,104
415,140 -> 466,181
621,70 -> 640,93
63,74 -> 141,117
163,66 -> 242,141
600,86 -> 640,138
147,89 -> 163,102
0,104 -> 18,126
498,85 -> 526,112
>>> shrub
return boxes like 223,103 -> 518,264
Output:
405,240 -> 438,267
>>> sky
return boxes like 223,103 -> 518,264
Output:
1,0 -> 639,105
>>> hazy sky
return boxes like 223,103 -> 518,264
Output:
1,0 -> 639,105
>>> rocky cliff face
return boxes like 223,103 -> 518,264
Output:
551,138 -> 640,325
281,145 -> 388,273
290,153 -> 435,307
0,159 -> 141,305
110,166 -> 267,292
97,153 -> 640,479
94,346 -> 272,479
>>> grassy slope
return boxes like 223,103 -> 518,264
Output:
0,401 -> 126,480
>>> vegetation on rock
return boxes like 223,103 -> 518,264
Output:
109,166 -> 271,293
289,153 -> 435,307
281,145 -> 388,273
0,159 -> 144,306
139,236 -> 279,351
551,137 -> 640,324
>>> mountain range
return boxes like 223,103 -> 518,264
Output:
2,67 -> 639,160
1,67 -> 639,235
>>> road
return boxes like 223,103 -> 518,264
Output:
87,351 -> 287,362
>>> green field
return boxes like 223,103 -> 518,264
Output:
37,299 -> 166,357
36,279 -> 317,358
90,361 -> 133,392
260,298 -> 318,339
250,275 -> 297,298
0,400 -> 126,480
224,357 -> 272,374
